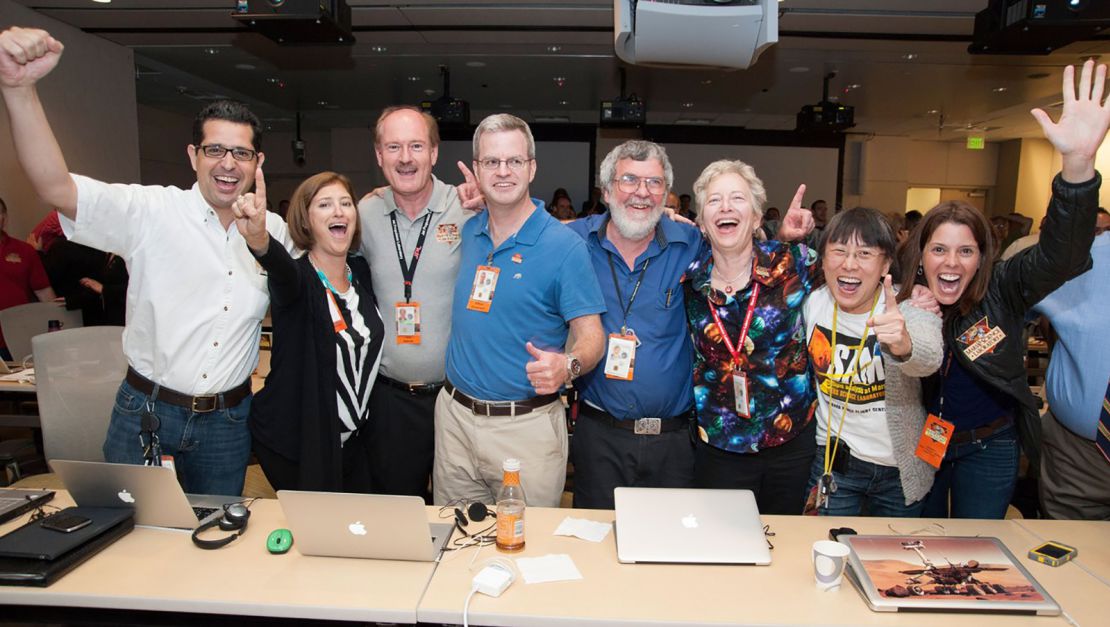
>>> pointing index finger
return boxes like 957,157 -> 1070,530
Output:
253,164 -> 266,205
883,274 -> 898,312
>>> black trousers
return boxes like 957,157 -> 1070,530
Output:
253,429 -> 374,493
571,409 -> 695,510
365,379 -> 437,502
693,419 -> 816,515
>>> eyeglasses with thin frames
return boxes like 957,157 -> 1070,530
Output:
476,157 -> 533,171
197,144 -> 258,162
616,173 -> 666,195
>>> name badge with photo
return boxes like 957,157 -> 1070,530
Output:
915,413 -> 955,468
604,333 -> 637,381
733,372 -> 751,418
395,301 -> 421,344
466,265 -> 499,313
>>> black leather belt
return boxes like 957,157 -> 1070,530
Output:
444,380 -> 559,417
377,375 -> 444,396
125,367 -> 251,413
951,415 -> 1013,445
580,403 -> 691,435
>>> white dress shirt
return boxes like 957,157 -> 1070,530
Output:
60,174 -> 294,395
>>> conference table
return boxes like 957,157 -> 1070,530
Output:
0,491 -> 1106,626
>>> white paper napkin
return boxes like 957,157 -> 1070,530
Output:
552,516 -> 612,543
515,554 -> 583,584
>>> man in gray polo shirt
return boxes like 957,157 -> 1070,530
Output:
359,106 -> 474,500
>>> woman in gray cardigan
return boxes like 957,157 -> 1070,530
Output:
802,206 -> 943,516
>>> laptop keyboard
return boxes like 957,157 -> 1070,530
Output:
192,506 -> 218,521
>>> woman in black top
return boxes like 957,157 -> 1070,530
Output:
896,60 -> 1108,518
235,170 -> 384,492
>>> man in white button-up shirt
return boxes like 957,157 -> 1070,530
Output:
0,26 -> 292,495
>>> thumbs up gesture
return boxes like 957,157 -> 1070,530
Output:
524,341 -> 565,395
867,275 -> 912,359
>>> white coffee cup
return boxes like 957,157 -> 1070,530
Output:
812,540 -> 851,591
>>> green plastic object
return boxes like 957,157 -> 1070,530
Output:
267,528 -> 293,554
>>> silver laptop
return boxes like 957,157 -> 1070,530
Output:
613,487 -> 771,565
841,535 -> 1060,615
50,459 -> 239,529
277,490 -> 452,561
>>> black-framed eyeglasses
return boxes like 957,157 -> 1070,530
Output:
477,157 -> 533,171
616,173 -> 665,195
197,144 -> 258,162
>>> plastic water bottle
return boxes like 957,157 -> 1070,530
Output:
495,458 -> 526,552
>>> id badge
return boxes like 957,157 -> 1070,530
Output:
604,333 -> 637,381
160,455 -> 176,472
466,265 -> 499,313
733,372 -> 750,418
395,301 -> 421,344
915,413 -> 955,468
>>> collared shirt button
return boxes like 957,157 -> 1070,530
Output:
228,270 -> 233,276
202,373 -> 207,379
213,341 -> 219,347
224,306 -> 229,311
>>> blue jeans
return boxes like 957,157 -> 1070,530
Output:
102,379 -> 252,496
806,453 -> 925,517
922,424 -> 1018,519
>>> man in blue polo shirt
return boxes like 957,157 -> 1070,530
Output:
566,141 -> 704,509
436,114 -> 605,507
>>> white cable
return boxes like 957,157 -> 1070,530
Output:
462,585 -> 478,627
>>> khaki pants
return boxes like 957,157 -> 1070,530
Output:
432,388 -> 568,507
1039,408 -> 1110,520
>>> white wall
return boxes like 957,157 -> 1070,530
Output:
0,0 -> 139,237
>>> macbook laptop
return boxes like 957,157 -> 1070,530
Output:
277,490 -> 452,561
0,488 -> 54,524
613,487 -> 771,565
50,459 -> 240,529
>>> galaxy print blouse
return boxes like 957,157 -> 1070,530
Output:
683,239 -> 818,454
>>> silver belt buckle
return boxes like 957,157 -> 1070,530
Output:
634,417 -> 662,435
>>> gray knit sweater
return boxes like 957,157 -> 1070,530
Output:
884,301 -> 944,504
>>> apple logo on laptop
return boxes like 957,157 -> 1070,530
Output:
348,521 -> 368,536
117,489 -> 136,504
681,514 -> 698,529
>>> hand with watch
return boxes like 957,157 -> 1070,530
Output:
524,342 -> 579,395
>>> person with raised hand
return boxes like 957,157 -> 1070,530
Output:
240,168 -> 384,492
802,207 -> 942,517
0,26 -> 293,496
897,59 -> 1110,519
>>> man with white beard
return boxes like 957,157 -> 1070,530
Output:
565,141 -> 705,509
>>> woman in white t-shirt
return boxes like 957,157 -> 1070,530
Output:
802,206 -> 943,516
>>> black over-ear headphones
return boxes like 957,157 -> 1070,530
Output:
453,502 -> 491,531
191,502 -> 251,550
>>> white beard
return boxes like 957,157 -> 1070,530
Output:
610,202 -> 664,241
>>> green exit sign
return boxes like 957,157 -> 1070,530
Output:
967,136 -> 985,150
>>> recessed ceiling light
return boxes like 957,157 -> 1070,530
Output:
203,48 -> 219,55
370,45 -> 387,53
926,109 -> 940,115
317,100 -> 328,106
466,61 -> 486,68
788,66 -> 810,73
847,83 -> 862,89
547,45 -> 562,53
92,0 -> 111,3
553,76 -> 566,87
992,86 -> 1008,92
234,63 -> 255,71
266,77 -> 280,84
701,79 -> 713,85
902,53 -> 918,60
558,100 -> 569,106
424,89 -> 436,96
682,102 -> 695,108
407,76 -> 421,82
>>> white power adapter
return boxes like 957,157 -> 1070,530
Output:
472,563 -> 514,597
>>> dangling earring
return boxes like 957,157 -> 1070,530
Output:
916,265 -> 924,277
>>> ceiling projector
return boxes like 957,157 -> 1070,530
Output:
614,0 -> 778,69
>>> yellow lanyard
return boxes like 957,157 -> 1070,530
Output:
820,291 -> 881,476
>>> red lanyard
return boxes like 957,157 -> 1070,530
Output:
707,282 -> 761,368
